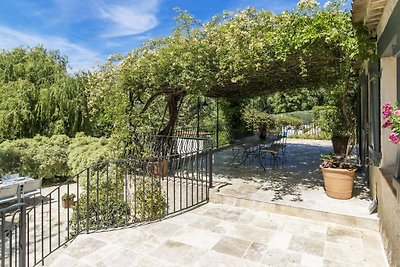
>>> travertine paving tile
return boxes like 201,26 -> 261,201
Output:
267,232 -> 293,250
142,221 -> 181,237
216,220 -> 275,244
326,225 -> 364,248
64,236 -> 107,259
242,242 -> 268,262
152,240 -> 195,263
169,226 -> 221,250
300,253 -> 324,267
212,236 -> 252,257
249,213 -> 283,231
261,247 -> 302,266
176,246 -> 207,265
134,256 -> 180,267
87,246 -> 142,267
193,251 -> 258,267
48,252 -> 91,267
288,235 -> 325,257
188,214 -> 221,231
202,205 -> 244,221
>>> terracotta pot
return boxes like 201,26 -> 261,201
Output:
62,198 -> 75,209
152,159 -> 168,178
331,136 -> 349,155
320,167 -> 356,200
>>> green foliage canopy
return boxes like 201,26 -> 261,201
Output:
112,1 -> 373,137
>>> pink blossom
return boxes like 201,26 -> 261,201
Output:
394,110 -> 400,116
382,103 -> 393,119
382,120 -> 392,128
389,132 -> 400,144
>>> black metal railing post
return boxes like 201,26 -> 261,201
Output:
1,210 -> 6,267
19,204 -> 26,267
0,203 -> 27,267
86,168 -> 90,234
208,140 -> 213,189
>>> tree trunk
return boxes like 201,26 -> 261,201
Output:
158,92 -> 186,136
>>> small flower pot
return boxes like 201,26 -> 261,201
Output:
62,198 -> 75,209
320,167 -> 356,199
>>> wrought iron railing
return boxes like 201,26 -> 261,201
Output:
175,125 -> 229,148
0,135 -> 212,267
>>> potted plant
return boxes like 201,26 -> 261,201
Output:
142,152 -> 169,178
312,106 -> 353,155
62,193 -> 75,208
320,154 -> 356,199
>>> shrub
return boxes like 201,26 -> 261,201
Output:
67,133 -> 111,177
70,185 -> 131,234
135,178 -> 167,221
0,135 -> 70,179
243,108 -> 276,133
69,177 -> 167,233
0,140 -> 25,175
312,106 -> 352,138
274,114 -> 303,128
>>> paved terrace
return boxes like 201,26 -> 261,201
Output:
46,138 -> 388,267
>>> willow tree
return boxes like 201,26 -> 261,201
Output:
0,46 -> 90,140
111,0 -> 373,141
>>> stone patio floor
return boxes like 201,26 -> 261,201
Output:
47,202 -> 387,267
212,138 -> 376,220
46,138 -> 388,266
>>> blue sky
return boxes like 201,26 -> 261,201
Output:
0,0 -> 351,72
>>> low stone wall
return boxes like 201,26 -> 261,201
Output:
370,166 -> 400,266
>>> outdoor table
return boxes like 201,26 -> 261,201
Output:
233,135 -> 279,166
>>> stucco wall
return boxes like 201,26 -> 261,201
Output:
380,57 -> 398,168
370,166 -> 400,266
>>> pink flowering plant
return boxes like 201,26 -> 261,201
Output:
320,154 -> 353,169
382,102 -> 400,144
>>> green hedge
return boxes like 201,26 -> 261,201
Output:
0,133 -> 113,181
273,114 -> 303,128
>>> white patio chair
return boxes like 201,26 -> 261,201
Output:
22,179 -> 42,198
0,184 -> 19,204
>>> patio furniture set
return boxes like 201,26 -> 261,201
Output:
232,132 -> 287,170
0,174 -> 41,205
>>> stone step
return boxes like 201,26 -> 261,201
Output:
210,193 -> 379,232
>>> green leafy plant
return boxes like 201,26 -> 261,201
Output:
134,178 -> 167,221
62,193 -> 75,201
243,108 -> 276,133
273,114 -> 303,128
320,153 -> 354,169
312,106 -> 352,138
0,135 -> 70,179
69,186 -> 131,234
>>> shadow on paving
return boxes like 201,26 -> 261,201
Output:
213,137 -> 371,202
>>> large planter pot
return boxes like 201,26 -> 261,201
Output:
320,167 -> 356,199
331,136 -> 349,155
151,158 -> 168,178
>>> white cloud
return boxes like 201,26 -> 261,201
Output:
50,0 -> 160,38
99,0 -> 160,37
0,25 -> 101,72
